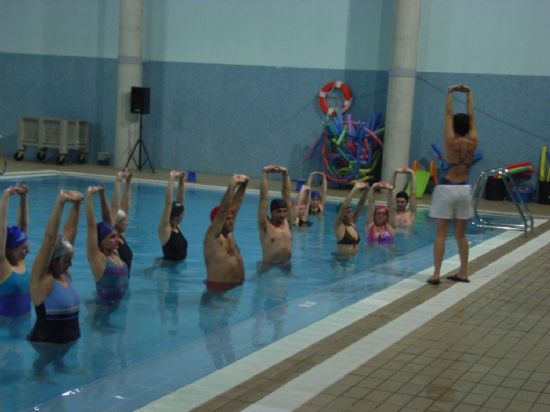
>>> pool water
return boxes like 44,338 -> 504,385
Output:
0,175 -> 502,411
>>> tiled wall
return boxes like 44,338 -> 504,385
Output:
1,52 -> 549,193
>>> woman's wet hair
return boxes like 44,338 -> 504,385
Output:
170,201 -> 185,219
453,113 -> 470,136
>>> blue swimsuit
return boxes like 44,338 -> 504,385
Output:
28,277 -> 81,343
0,268 -> 31,317
96,257 -> 129,304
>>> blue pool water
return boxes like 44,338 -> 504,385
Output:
0,174 -> 503,411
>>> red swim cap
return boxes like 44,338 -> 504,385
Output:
210,206 -> 234,222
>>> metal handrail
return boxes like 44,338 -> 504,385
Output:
471,168 -> 534,233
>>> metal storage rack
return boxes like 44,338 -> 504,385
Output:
15,117 -> 89,165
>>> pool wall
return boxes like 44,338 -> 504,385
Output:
0,1 -> 549,185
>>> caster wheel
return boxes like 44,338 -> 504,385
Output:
13,151 -> 24,161
56,155 -> 65,165
36,150 -> 46,161
77,153 -> 87,164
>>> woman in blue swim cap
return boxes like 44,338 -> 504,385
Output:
306,172 -> 327,216
0,183 -> 31,319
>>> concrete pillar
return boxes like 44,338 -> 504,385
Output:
381,0 -> 421,182
114,0 -> 144,168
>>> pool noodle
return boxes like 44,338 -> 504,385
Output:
405,170 -> 430,199
539,146 -> 547,182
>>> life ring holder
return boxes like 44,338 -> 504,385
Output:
319,81 -> 353,116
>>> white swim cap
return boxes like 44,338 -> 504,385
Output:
53,235 -> 74,259
115,209 -> 127,225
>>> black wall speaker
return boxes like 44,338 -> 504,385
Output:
130,87 -> 150,114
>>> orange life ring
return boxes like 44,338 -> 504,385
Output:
319,81 -> 353,116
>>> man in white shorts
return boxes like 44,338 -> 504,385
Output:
427,84 -> 478,285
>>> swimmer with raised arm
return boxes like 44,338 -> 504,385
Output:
306,172 -> 328,216
293,183 -> 312,227
28,190 -> 83,343
366,181 -> 396,243
204,174 -> 249,291
334,180 -> 368,256
258,165 -> 292,266
158,170 -> 188,261
427,84 -> 478,285
87,186 -> 129,304
110,169 -> 133,270
392,167 -> 417,228
0,183 -> 30,319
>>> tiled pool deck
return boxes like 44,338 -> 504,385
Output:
8,160 -> 550,412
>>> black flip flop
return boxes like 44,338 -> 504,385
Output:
447,274 -> 470,283
427,278 -> 441,285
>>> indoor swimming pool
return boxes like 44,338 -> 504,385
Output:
0,173 -> 518,411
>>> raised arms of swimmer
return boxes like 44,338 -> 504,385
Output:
111,169 -> 132,220
445,84 -> 478,144
386,183 -> 396,228
281,167 -> 292,224
258,165 -> 292,229
63,190 -> 82,246
208,175 -> 248,236
306,172 -> 328,209
158,170 -> 186,245
231,175 -> 248,225
333,181 -> 368,231
30,190 -> 83,305
0,186 -> 20,263
354,182 -> 368,222
15,182 -> 29,234
393,167 -> 416,217
86,185 -> 109,281
367,181 -> 396,227
98,184 -> 113,226
293,183 -> 311,224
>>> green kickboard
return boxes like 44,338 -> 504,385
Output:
405,170 -> 431,199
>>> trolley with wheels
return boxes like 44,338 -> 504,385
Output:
15,117 -> 89,165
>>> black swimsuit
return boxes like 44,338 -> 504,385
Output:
118,234 -> 133,271
337,226 -> 360,245
162,229 -> 188,261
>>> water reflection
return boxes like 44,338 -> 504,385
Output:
0,313 -> 30,338
198,290 -> 239,368
29,341 -> 76,376
144,258 -> 186,336
251,268 -> 290,347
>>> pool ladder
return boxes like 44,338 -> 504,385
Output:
471,168 -> 534,233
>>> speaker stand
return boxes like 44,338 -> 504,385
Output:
125,114 -> 155,173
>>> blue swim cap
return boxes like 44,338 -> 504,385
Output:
311,191 -> 321,199
96,221 -> 114,244
6,226 -> 28,249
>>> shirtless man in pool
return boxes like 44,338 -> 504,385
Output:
393,167 -> 417,228
258,165 -> 292,267
204,174 -> 248,291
